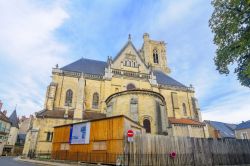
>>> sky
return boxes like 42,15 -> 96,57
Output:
0,0 -> 249,123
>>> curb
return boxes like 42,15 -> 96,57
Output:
15,156 -> 76,166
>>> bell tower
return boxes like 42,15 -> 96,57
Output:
141,33 -> 171,74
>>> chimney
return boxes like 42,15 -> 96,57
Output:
0,100 -> 2,111
3,110 -> 7,115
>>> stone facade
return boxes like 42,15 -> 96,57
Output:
24,34 -> 208,155
0,111 -> 11,156
235,128 -> 250,139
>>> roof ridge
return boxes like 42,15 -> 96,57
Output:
82,57 -> 106,63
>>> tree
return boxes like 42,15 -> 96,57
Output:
209,0 -> 250,87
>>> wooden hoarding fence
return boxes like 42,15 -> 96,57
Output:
123,134 -> 250,166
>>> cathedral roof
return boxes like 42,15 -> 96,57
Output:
9,109 -> 19,128
61,59 -> 187,88
153,70 -> 187,88
61,58 -> 106,75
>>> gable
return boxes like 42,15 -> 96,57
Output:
112,41 -> 149,73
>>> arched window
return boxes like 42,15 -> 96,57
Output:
143,119 -> 151,133
92,92 -> 99,109
183,103 -> 187,116
127,83 -> 136,90
128,61 -> 131,67
65,89 -> 73,106
153,49 -> 159,64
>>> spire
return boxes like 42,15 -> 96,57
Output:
128,34 -> 131,41
9,109 -> 19,128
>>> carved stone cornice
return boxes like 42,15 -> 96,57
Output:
52,69 -> 103,80
111,68 -> 150,79
155,84 -> 194,93
105,89 -> 166,105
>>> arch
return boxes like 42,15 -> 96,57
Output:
143,119 -> 151,133
92,92 -> 99,109
127,83 -> 136,90
153,49 -> 159,64
182,103 -> 187,116
65,89 -> 73,106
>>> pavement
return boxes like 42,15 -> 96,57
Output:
0,156 -> 38,166
0,156 -> 104,166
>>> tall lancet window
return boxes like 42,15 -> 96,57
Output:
92,92 -> 99,109
153,49 -> 159,64
65,89 -> 73,106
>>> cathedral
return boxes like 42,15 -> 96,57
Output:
23,33 -> 208,155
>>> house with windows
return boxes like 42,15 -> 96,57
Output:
235,120 -> 250,140
3,110 -> 19,155
23,33 -> 208,156
204,120 -> 236,139
0,111 -> 11,156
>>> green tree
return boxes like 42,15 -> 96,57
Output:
209,0 -> 250,87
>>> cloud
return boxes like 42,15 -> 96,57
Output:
202,90 -> 250,123
142,0 -> 250,123
0,0 -> 69,116
0,0 -> 249,123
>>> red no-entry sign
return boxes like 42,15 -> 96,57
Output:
127,130 -> 134,137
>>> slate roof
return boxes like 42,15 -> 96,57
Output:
204,120 -> 236,138
36,109 -> 106,120
235,120 -> 250,130
9,110 -> 19,128
0,111 -> 10,123
169,117 -> 205,126
153,70 -> 187,88
61,58 -> 107,75
61,59 -> 187,88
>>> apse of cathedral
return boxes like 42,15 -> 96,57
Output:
23,33 -> 208,156
44,33 -> 206,135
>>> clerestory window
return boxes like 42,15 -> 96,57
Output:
92,92 -> 99,109
65,89 -> 73,106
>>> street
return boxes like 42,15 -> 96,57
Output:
0,157 -> 38,166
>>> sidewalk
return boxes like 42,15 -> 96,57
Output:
15,156 -> 106,166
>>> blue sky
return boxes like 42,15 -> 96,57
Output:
0,0 -> 249,123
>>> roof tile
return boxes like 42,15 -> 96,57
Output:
61,58 -> 106,75
235,120 -> 250,130
153,70 -> 187,88
169,117 -> 205,126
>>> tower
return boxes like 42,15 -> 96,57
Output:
141,33 -> 171,74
